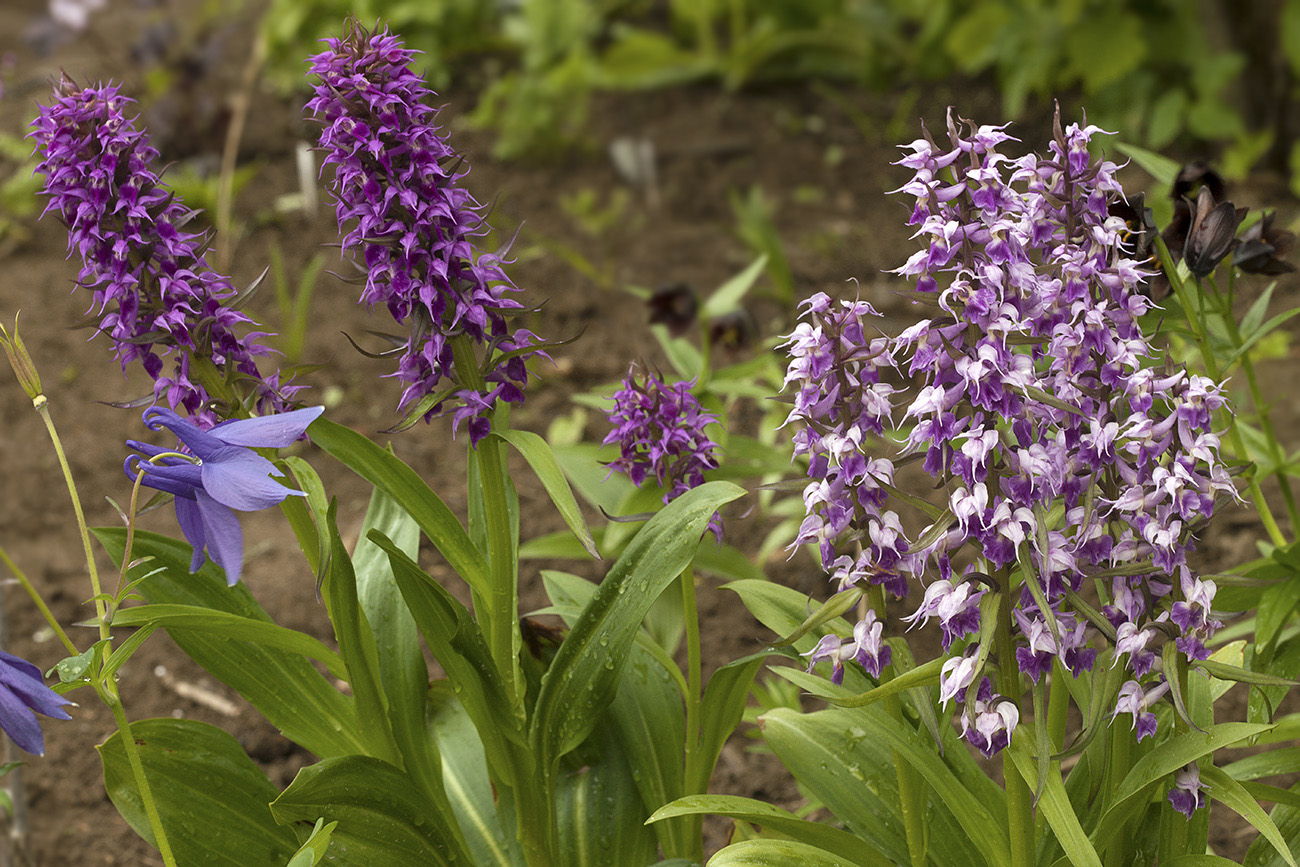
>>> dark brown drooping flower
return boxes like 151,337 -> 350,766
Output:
1183,186 -> 1247,278
1234,212 -> 1296,275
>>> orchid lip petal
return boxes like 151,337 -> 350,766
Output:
210,406 -> 325,448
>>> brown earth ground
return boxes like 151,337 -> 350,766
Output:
0,1 -> 1296,865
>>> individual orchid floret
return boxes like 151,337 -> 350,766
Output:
959,679 -> 1019,757
1112,679 -> 1169,743
307,20 -> 546,443
604,364 -> 722,535
0,649 -> 73,756
30,77 -> 297,427
803,610 -> 890,685
1168,762 -> 1207,817
124,406 -> 324,585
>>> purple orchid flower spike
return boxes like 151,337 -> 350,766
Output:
0,649 -> 73,756
124,406 -> 325,585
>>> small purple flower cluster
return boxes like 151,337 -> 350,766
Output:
604,364 -> 721,536
307,22 -> 545,444
783,109 -> 1236,763
30,77 -> 296,427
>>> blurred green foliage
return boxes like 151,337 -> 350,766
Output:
261,0 -> 1300,175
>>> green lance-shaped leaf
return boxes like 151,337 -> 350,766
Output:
650,794 -> 893,867
93,528 -> 365,757
99,719 -> 298,865
1243,780 -> 1300,867
771,586 -> 865,648
1202,765 -> 1298,867
308,418 -> 490,597
270,756 -> 468,867
700,253 -> 768,319
529,481 -> 745,779
556,712 -> 660,867
351,486 -> 446,809
1091,722 -> 1275,846
1007,741 -> 1102,867
726,579 -> 849,655
428,683 -> 525,867
369,530 -> 527,779
707,838 -> 877,867
106,604 -> 346,679
491,429 -> 600,559
319,500 -> 403,768
693,653 -> 767,794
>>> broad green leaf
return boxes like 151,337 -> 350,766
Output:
100,718 -> 298,864
607,644 -> 688,859
1007,742 -> 1101,867
370,530 -> 526,783
286,818 -> 337,867
1256,577 -> 1300,655
1243,782 -> 1300,811
1196,658 -> 1296,688
829,704 -> 1009,867
692,539 -> 768,583
1092,723 -> 1274,846
759,707 -> 913,867
493,429 -> 599,559
694,654 -> 767,794
726,579 -> 847,655
700,254 -> 768,319
1225,747 -> 1300,782
93,528 -> 364,758
308,419 -> 489,597
1166,857 -> 1249,867
557,712 -> 659,867
280,456 -> 329,577
552,441 -> 635,517
530,481 -> 745,778
651,795 -> 891,867
797,658 -> 943,709
106,604 -> 346,679
708,837 -> 874,866
428,683 -> 525,867
1203,765 -> 1297,867
271,756 -> 468,867
351,487 -> 444,807
1244,781 -> 1300,867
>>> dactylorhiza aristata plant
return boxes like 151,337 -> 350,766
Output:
307,22 -> 547,444
30,76 -> 299,426
784,112 -> 1237,814
604,363 -> 722,536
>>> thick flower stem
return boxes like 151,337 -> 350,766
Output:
995,587 -> 1033,867
679,565 -> 705,864
35,398 -> 109,642
102,685 -> 177,867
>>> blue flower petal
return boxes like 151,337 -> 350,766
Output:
200,447 -> 299,512
136,461 -> 203,498
174,497 -> 208,573
0,680 -> 46,756
211,406 -> 325,448
0,652 -> 71,722
195,490 -> 244,585
142,407 -> 225,459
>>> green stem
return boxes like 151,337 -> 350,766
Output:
869,586 -> 927,867
0,545 -> 78,656
680,565 -> 705,863
1212,282 -> 1300,535
102,684 -> 177,867
35,398 -> 109,641
995,586 -> 1034,867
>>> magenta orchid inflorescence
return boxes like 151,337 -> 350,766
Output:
31,77 -> 298,427
783,108 -> 1236,762
307,21 -> 546,444
604,364 -> 722,537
